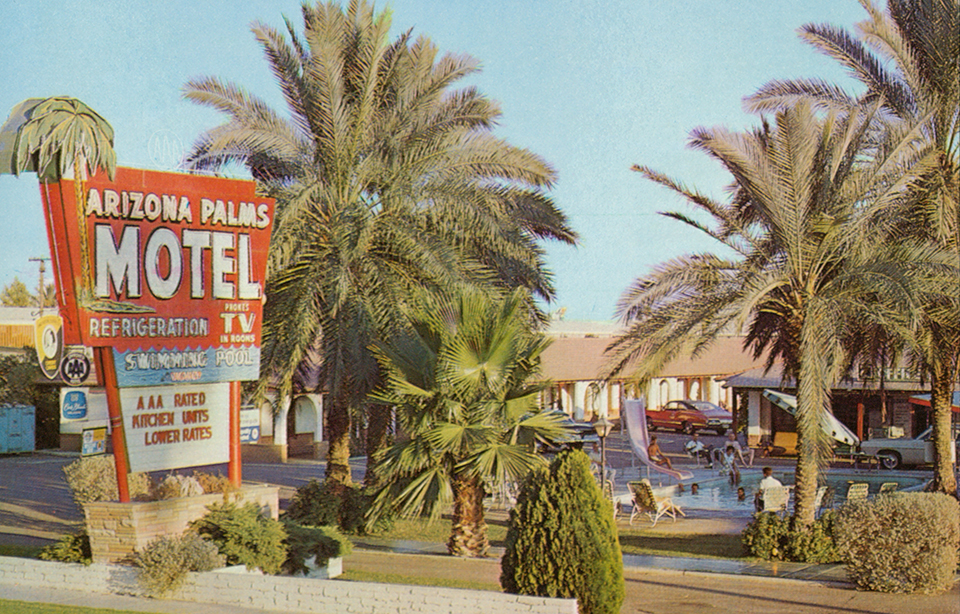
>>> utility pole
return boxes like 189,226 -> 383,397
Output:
29,257 -> 49,315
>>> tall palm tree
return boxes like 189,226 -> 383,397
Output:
182,0 -> 575,485
606,102 -> 922,526
745,0 -> 959,495
366,288 -> 571,557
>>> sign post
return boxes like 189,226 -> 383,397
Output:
40,167 -> 273,500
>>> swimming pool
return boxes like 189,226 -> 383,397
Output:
658,470 -> 929,514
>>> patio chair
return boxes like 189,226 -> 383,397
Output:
628,479 -> 684,527
813,485 -> 828,517
760,485 -> 791,517
878,482 -> 899,495
845,482 -> 869,503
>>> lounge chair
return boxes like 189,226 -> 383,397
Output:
760,485 -> 791,517
628,479 -> 684,527
878,482 -> 899,495
845,482 -> 869,503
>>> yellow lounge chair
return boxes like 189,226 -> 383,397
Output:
845,482 -> 869,503
628,479 -> 684,527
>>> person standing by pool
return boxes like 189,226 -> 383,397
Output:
755,466 -> 783,511
720,444 -> 740,483
648,435 -> 674,470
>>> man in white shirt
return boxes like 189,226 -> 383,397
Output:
684,432 -> 713,468
756,466 -> 783,511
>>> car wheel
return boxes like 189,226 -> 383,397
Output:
878,450 -> 902,470
681,421 -> 694,435
646,416 -> 657,432
715,428 -> 727,436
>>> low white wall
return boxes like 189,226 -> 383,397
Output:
0,556 -> 577,614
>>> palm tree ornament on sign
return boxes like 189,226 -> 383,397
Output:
0,96 -> 143,314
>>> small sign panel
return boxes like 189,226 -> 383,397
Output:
82,426 -> 107,456
35,314 -> 63,379
239,407 -> 260,443
120,382 -> 230,473
61,389 -> 88,421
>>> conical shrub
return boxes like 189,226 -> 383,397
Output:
500,449 -> 624,614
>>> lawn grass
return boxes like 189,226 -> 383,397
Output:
0,544 -> 44,559
617,530 -> 745,559
338,570 -> 500,591
361,516 -> 747,560
368,516 -> 510,549
0,600 -> 142,614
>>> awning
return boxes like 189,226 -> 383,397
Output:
908,393 -> 960,413
762,389 -> 860,446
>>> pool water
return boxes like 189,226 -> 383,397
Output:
660,470 -> 928,513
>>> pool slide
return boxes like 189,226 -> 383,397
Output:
622,397 -> 693,482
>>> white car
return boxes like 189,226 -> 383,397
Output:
859,426 -> 959,470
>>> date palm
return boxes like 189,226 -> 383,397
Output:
366,288 -> 571,557
183,0 -> 574,484
746,0 -> 959,495
606,102 -> 922,526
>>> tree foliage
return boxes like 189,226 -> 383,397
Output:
367,287 -> 570,557
183,0 -> 575,485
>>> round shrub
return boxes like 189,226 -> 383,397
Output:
62,456 -> 151,505
286,478 -> 391,534
835,492 -> 960,594
135,532 -> 225,596
500,449 -> 624,614
282,522 -> 354,575
742,511 -> 839,563
191,502 -> 287,575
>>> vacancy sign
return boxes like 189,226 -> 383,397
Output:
39,167 -> 274,386
119,382 -> 229,473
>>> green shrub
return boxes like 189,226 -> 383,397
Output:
191,502 -> 287,575
62,456 -> 151,505
501,449 -> 624,614
286,479 -> 391,535
835,492 -> 960,594
135,532 -> 225,596
282,523 -> 353,575
741,511 -> 839,563
742,511 -> 839,563
38,530 -> 91,565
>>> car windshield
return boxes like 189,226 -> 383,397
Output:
689,401 -> 719,411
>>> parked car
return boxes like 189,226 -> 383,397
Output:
646,400 -> 732,436
535,411 -> 600,453
859,425 -> 960,470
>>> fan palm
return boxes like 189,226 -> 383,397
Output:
366,287 -> 571,557
606,102 -> 923,526
182,0 -> 575,485
746,0 -> 959,495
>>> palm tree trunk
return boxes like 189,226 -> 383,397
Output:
363,403 -> 392,487
929,358 -> 958,496
325,400 -> 353,487
793,322 -> 831,528
447,474 -> 489,558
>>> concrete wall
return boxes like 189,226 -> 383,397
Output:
84,485 -> 279,564
0,556 -> 577,614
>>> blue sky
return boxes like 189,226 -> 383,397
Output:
0,0 -> 867,321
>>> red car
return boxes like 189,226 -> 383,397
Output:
646,400 -> 732,436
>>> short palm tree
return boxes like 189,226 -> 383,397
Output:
366,288 -> 571,557
745,0 -> 959,495
182,0 -> 575,484
606,102 -> 922,526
